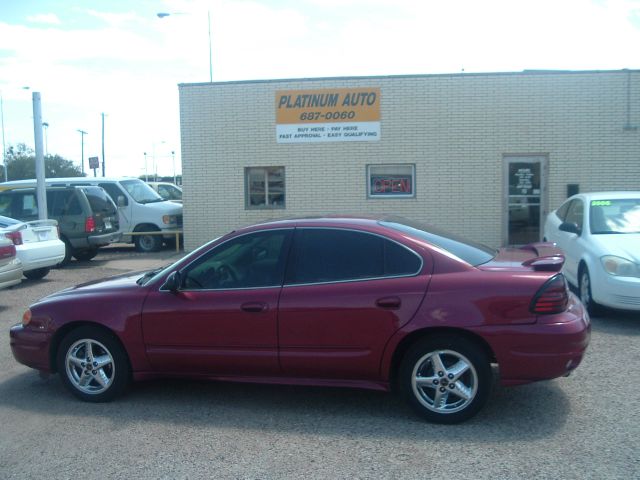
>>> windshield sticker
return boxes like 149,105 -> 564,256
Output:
591,200 -> 612,206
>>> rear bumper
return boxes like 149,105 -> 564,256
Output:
477,294 -> 591,386
18,241 -> 65,271
87,231 -> 122,247
0,259 -> 23,288
10,324 -> 53,372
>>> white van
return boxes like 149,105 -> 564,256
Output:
1,177 -> 182,252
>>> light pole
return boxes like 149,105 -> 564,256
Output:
1,91 -> 6,182
143,152 -> 148,181
42,122 -> 49,156
157,11 -> 213,82
77,129 -> 87,175
101,112 -> 106,177
171,151 -> 176,185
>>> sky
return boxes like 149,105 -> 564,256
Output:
1,0 -> 639,180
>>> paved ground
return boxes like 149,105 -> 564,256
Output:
0,244 -> 639,479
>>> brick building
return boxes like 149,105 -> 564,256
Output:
178,69 -> 639,251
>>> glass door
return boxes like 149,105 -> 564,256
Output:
504,156 -> 547,246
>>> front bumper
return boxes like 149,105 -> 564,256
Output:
593,271 -> 640,311
478,294 -> 591,386
10,324 -> 53,372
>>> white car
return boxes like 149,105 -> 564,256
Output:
147,181 -> 182,203
0,215 -> 66,280
543,192 -> 640,314
0,237 -> 22,289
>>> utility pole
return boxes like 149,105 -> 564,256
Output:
101,112 -> 106,177
1,92 -> 6,182
77,129 -> 87,175
32,92 -> 48,220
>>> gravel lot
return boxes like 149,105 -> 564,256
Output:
1,244 -> 639,479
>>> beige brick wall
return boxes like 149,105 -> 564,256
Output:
179,70 -> 640,251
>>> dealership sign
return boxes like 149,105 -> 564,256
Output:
276,88 -> 380,143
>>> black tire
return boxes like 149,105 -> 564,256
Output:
579,266 -> 602,316
56,326 -> 130,402
73,248 -> 99,262
58,237 -> 73,267
134,232 -> 163,252
23,267 -> 51,280
399,335 -> 492,424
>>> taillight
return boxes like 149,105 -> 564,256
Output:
530,274 -> 569,314
5,231 -> 23,245
0,243 -> 16,259
85,216 -> 96,233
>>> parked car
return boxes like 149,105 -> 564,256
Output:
10,215 -> 590,424
0,186 -> 121,264
544,192 -> 640,314
147,181 -> 182,203
2,177 -> 182,252
0,215 -> 65,280
0,237 -> 22,289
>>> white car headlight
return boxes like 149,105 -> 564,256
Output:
600,255 -> 640,277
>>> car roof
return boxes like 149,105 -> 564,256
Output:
571,191 -> 640,201
235,214 -> 408,232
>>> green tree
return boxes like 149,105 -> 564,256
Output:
1,143 -> 85,181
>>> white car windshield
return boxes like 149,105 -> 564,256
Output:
590,199 -> 640,234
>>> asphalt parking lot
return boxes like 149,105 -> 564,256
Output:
1,244 -> 639,479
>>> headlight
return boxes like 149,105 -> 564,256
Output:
600,255 -> 640,277
22,309 -> 32,327
162,215 -> 177,225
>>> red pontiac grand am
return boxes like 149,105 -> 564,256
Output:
10,216 -> 590,423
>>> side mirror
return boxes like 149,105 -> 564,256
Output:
162,271 -> 182,292
559,222 -> 581,235
117,195 -> 127,207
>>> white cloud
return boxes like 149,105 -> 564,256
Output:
26,13 -> 61,25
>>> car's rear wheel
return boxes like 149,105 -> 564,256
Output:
579,266 -> 602,316
399,336 -> 491,424
58,237 -> 73,267
23,267 -> 50,280
134,228 -> 163,252
56,326 -> 130,402
73,248 -> 99,262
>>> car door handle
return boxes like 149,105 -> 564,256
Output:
376,297 -> 401,309
241,302 -> 268,313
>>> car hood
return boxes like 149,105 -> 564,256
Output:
139,200 -> 182,214
43,271 -> 148,300
589,233 -> 640,262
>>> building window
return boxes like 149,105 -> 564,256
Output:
245,167 -> 285,209
367,164 -> 415,198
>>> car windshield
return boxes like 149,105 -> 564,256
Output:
121,179 -> 164,204
380,217 -> 497,266
590,199 -> 640,234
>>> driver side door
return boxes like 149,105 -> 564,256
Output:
141,229 -> 292,375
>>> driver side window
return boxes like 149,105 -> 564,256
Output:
182,230 -> 291,290
565,200 -> 584,231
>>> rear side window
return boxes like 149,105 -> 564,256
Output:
47,190 -> 83,216
0,193 -> 13,217
285,228 -> 421,285
82,187 -> 117,214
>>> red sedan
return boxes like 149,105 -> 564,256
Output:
10,216 -> 590,423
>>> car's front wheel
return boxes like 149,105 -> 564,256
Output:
56,326 -> 130,402
73,248 -> 99,262
579,266 -> 602,316
399,336 -> 492,424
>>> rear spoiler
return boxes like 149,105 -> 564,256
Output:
520,242 -> 565,272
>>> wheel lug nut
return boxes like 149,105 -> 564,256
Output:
438,371 -> 444,377
439,387 -> 446,393
433,380 -> 439,385
93,362 -> 98,367
81,363 -> 85,367
92,370 -> 97,375
448,373 -> 454,379
449,384 -> 455,389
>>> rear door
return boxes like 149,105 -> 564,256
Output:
81,187 -> 119,233
277,228 -> 429,380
